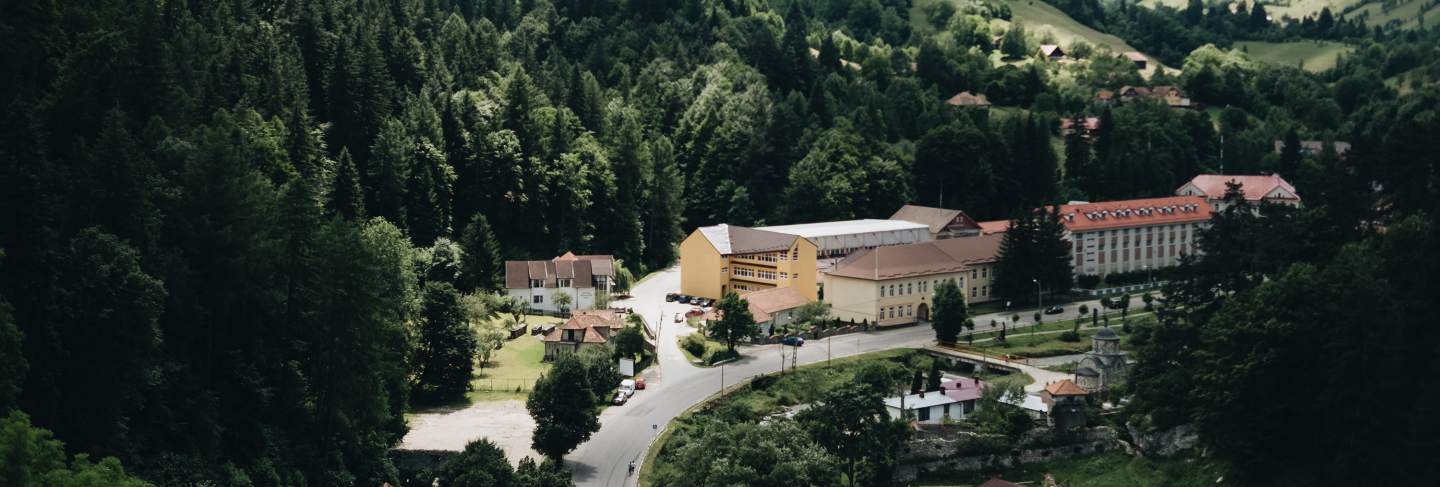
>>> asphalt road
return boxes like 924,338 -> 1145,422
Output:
567,266 -> 1145,487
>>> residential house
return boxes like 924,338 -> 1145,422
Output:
1100,85 -> 1197,109
1120,51 -> 1147,70
1059,117 -> 1101,138
1040,380 -> 1089,430
542,309 -> 624,360
883,377 -> 986,424
1039,44 -> 1065,61
823,235 -> 1003,327
505,252 -> 615,314
1272,139 -> 1351,157
757,219 -> 931,259
1175,173 -> 1300,211
742,286 -> 812,336
679,224 -> 819,300
944,91 -> 992,108
889,204 -> 983,239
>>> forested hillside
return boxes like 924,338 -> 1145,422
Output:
2,0 -> 1439,485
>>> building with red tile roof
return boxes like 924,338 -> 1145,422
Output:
1175,173 -> 1300,211
1056,196 -> 1211,277
977,220 -> 1010,235
543,309 -> 624,360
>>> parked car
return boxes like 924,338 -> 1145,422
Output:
634,377 -> 646,390
781,336 -> 805,347
701,298 -> 715,307
1044,305 -> 1064,315
677,295 -> 691,304
674,313 -> 683,323
613,392 -> 628,405
665,293 -> 678,302
619,379 -> 637,397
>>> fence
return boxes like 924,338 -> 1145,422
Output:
1072,280 -> 1166,298
470,378 -> 540,393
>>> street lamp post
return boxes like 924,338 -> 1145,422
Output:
1032,279 -> 1042,315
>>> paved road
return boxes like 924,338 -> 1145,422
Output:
567,266 -> 1147,487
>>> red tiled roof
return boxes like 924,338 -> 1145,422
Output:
1122,51 -> 1147,62
826,235 -> 1002,280
1045,379 -> 1089,396
741,287 -> 810,323
945,91 -> 991,107
979,478 -> 1025,487
1178,174 -> 1299,202
1060,117 -> 1100,131
545,311 -> 622,343
978,220 -> 1010,234
504,253 -> 615,289
1056,196 -> 1211,233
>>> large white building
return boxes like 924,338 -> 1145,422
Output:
1060,196 -> 1212,277
757,219 -> 931,258
503,252 -> 615,314
1175,174 -> 1300,212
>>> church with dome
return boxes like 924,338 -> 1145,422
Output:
1075,326 -> 1127,391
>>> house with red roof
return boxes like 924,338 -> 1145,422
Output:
1175,174 -> 1300,212
542,309 -> 624,360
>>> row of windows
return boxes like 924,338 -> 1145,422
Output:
880,276 -> 970,298
883,304 -> 915,319
971,286 -> 990,298
531,279 -> 576,288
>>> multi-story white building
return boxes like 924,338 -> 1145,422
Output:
822,234 -> 1002,327
1060,196 -> 1212,277
503,252 -> 615,314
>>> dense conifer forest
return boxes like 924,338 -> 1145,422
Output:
1,0 -> 1438,485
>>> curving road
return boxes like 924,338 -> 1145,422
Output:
566,266 -> 1145,487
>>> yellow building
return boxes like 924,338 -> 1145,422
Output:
680,224 -> 819,301
823,235 -> 1002,327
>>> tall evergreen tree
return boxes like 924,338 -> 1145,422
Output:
458,214 -> 504,293
328,148 -> 366,220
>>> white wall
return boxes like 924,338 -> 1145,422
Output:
506,286 -> 598,313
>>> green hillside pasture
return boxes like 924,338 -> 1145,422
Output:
1235,40 -> 1353,72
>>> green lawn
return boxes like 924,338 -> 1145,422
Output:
961,313 -> 1153,358
996,0 -> 1140,55
913,451 -> 1229,486
1353,0 -> 1440,29
1235,40 -> 1353,72
465,315 -> 565,402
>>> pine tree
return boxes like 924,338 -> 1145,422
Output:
818,33 -> 841,71
368,118 -> 412,226
328,148 -> 365,220
412,281 -> 477,403
459,214 -> 504,293
781,2 -> 815,91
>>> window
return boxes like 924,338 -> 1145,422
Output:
971,270 -> 977,279
530,279 -> 544,288
907,283 -> 913,295
942,404 -> 950,416
971,287 -> 977,298
557,278 -> 572,288
780,272 -> 788,279
918,407 -> 931,421
792,249 -> 799,260
532,295 -> 544,304
981,268 -> 988,278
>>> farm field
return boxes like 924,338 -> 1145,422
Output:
1141,0 -> 1366,22
1351,0 -> 1440,29
1235,40 -> 1354,72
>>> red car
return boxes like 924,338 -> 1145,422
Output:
634,377 -> 646,390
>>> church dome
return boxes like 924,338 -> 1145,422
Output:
1094,326 -> 1119,341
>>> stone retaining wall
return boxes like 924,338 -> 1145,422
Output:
894,428 -> 1120,483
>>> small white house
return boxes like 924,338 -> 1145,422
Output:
883,378 -> 986,424
504,252 -> 615,314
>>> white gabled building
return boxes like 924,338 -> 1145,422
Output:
1175,174 -> 1300,212
503,252 -> 615,314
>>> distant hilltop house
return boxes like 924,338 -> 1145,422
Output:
741,286 -> 810,336
504,252 -> 615,314
679,224 -> 819,301
807,47 -> 862,71
1120,51 -> 1147,70
1039,44 -> 1065,61
889,204 -> 983,239
1273,139 -> 1351,157
1057,196 -> 1213,277
1175,173 -> 1300,211
944,91 -> 991,108
542,309 -> 623,360
1059,116 -> 1101,138
884,377 -> 987,424
823,234 -> 1003,327
1096,85 -> 1197,109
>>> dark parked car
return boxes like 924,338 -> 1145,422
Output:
677,295 -> 691,304
781,336 -> 805,347
1044,305 -> 1064,315
665,293 -> 678,302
